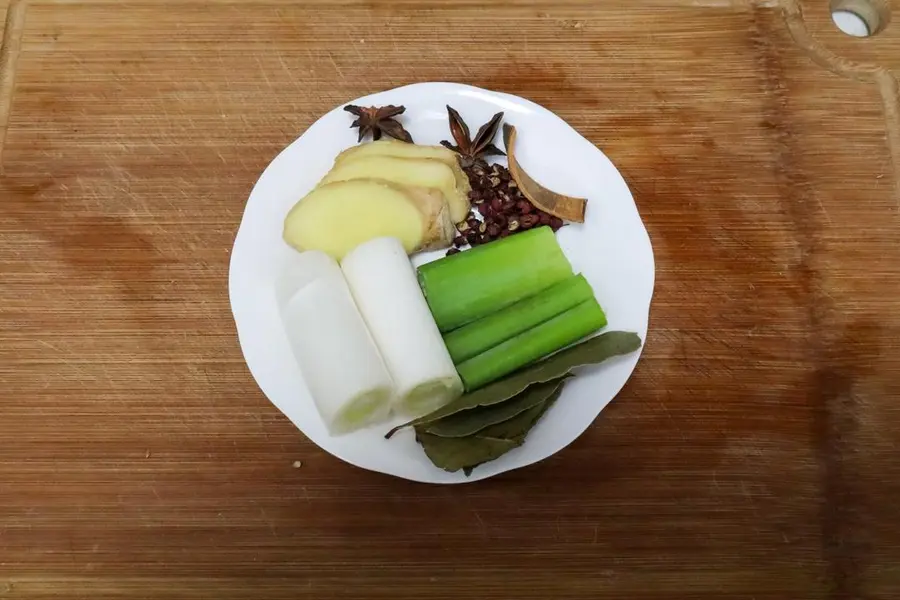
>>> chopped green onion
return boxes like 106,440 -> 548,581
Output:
443,274 -> 595,364
417,227 -> 572,332
455,298 -> 608,391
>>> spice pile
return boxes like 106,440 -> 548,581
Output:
430,107 -> 573,255
291,100 -> 589,262
449,161 -> 564,254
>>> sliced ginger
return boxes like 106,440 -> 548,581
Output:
321,155 -> 470,224
335,141 -> 471,221
283,179 -> 454,260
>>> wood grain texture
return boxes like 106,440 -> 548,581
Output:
1,1 -> 899,598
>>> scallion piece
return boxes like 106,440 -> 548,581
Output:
417,227 -> 573,332
443,274 -> 595,364
455,298 -> 608,391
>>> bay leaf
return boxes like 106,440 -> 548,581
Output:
479,384 -> 562,440
385,330 -> 641,438
417,382 -> 567,475
416,432 -> 520,474
424,377 -> 568,438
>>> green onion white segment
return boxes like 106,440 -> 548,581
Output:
278,251 -> 394,434
341,237 -> 463,417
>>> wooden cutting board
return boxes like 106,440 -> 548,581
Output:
2,0 -> 899,598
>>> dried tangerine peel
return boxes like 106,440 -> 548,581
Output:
502,124 -> 587,223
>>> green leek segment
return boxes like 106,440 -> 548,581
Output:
417,227 -> 572,332
456,299 -> 608,391
443,274 -> 595,364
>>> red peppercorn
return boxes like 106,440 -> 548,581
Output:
521,214 -> 539,229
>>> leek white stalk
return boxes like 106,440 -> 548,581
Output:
275,250 -> 341,306
279,251 -> 394,434
341,237 -> 463,417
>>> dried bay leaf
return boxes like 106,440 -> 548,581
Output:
417,433 -> 519,474
417,382 -> 567,475
479,385 -> 562,440
424,377 -> 569,438
385,331 -> 641,438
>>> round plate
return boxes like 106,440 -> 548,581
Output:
229,82 -> 655,483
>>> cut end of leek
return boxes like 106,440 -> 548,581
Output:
396,377 -> 464,418
330,386 -> 394,435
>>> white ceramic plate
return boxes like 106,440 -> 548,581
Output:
229,82 -> 655,483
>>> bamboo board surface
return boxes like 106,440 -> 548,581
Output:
1,1 -> 899,598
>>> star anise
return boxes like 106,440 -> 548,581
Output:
440,106 -> 505,168
343,104 -> 414,143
